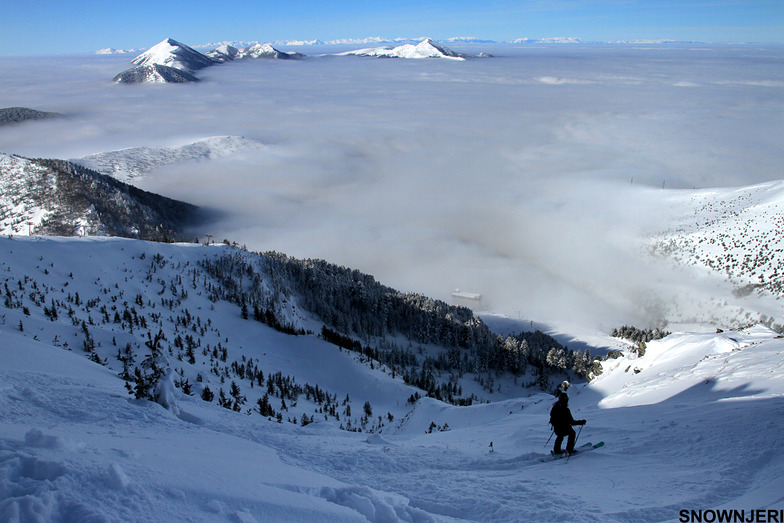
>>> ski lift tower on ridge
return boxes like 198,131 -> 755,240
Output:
451,289 -> 482,310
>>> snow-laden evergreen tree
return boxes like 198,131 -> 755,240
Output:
130,329 -> 180,415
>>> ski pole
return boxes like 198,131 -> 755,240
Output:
544,429 -> 554,447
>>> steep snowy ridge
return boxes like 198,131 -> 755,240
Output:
0,235 -> 782,521
73,136 -> 265,184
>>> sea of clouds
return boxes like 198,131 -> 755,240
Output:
1,44 -> 782,331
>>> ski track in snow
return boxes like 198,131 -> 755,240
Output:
0,236 -> 783,521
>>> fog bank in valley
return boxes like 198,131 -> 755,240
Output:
1,44 -> 782,331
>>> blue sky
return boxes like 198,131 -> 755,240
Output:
1,0 -> 782,55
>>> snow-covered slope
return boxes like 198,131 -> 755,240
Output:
0,326 -> 421,522
340,39 -> 468,60
651,181 -> 784,301
73,136 -> 265,184
113,64 -> 200,84
0,235 -> 782,521
0,154 -> 198,238
594,325 -> 784,406
131,38 -> 215,72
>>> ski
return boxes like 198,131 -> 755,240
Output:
541,441 -> 604,462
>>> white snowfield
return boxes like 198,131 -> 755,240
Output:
0,236 -> 782,522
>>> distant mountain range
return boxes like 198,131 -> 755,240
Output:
0,153 -> 201,240
100,36 -> 712,57
113,38 -> 305,83
110,34 -> 708,84
112,34 -> 698,84
112,37 -> 492,83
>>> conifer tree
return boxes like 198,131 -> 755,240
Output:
201,385 -> 214,402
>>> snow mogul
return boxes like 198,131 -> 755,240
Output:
549,392 -> 586,455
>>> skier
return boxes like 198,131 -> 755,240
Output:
549,392 -> 586,455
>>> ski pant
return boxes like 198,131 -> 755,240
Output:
554,426 -> 576,452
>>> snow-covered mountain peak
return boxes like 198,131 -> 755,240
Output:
131,38 -> 215,71
339,39 -> 468,60
404,38 -> 464,59
242,43 -> 277,56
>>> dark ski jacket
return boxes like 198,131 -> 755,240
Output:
549,401 -> 581,434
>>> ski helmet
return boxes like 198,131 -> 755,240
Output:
561,381 -> 570,390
